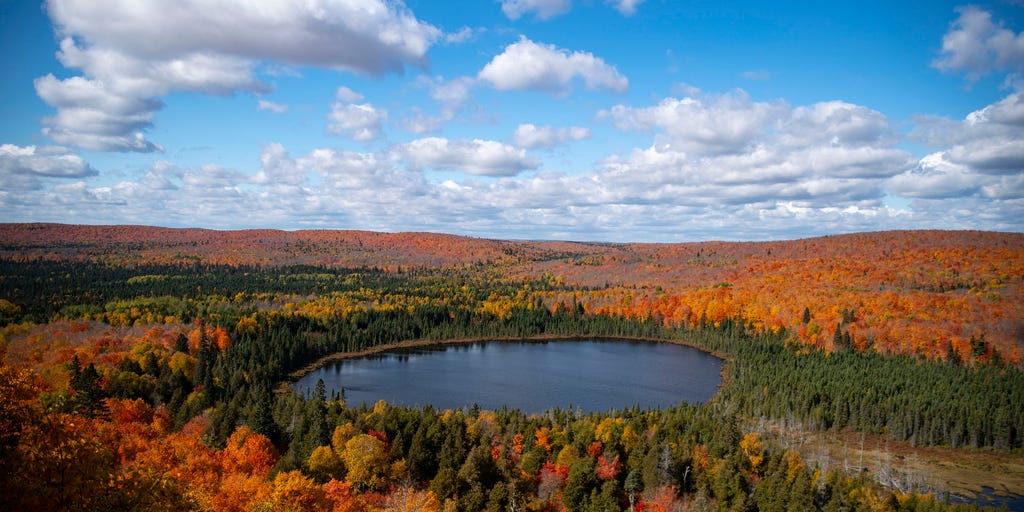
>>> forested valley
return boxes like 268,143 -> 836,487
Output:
1,224 -> 1022,511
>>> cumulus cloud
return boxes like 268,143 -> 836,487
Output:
254,143 -> 307,186
38,0 -> 440,151
599,91 -> 915,213
500,0 -> 571,20
888,153 -> 980,199
399,137 -> 540,176
0,144 -> 97,190
513,123 -> 591,149
932,6 -> 1024,81
327,86 -> 386,141
607,0 -> 644,16
889,92 -> 1024,201
2,131 -> 1019,241
478,37 -> 628,95
603,90 -> 786,154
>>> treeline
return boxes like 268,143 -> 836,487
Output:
2,260 -> 1022,510
4,259 -> 1021,453
0,258 -> 415,323
719,335 -> 1024,450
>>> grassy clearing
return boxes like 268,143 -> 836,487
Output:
758,419 -> 1024,501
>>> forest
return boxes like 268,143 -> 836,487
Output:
0,224 -> 1022,511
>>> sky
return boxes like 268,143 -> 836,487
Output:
0,0 -> 1022,242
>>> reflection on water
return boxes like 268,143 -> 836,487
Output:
295,339 -> 723,414
951,486 -> 1024,511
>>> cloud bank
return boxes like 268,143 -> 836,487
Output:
9,89 -> 1021,241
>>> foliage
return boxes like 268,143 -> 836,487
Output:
0,225 -> 1020,511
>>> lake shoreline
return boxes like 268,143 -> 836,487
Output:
280,334 -> 729,394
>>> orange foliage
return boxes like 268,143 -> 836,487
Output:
534,426 -> 553,454
3,225 -> 1021,361
270,470 -> 330,511
642,485 -> 683,512
221,426 -> 278,477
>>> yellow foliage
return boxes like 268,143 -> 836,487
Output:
620,425 -> 640,454
783,450 -> 806,483
739,432 -> 764,472
342,434 -> 390,493
265,470 -> 330,512
467,410 -> 500,442
595,417 -> 624,444
332,423 -> 358,454
307,445 -> 345,482
168,351 -> 195,376
555,444 -> 579,468
384,485 -> 442,512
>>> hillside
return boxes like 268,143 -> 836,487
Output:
2,224 -> 1021,362
2,223 -> 1023,511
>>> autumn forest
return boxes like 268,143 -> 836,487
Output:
1,224 -> 1022,512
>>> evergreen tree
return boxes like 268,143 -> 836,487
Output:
309,379 -> 329,447
70,362 -> 106,417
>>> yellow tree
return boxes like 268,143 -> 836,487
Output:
342,434 -> 391,492
263,470 -> 330,512
739,432 -> 764,475
308,444 -> 346,482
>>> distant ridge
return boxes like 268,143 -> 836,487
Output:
2,223 -> 1021,359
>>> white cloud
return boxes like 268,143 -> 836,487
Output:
334,86 -> 365,104
254,143 -> 307,186
38,0 -> 440,151
401,108 -> 445,135
2,132 -> 1019,241
598,91 -> 916,216
889,92 -> 1024,201
919,92 -> 1023,173
478,36 -> 628,95
603,90 -> 786,154
45,0 -> 440,73
888,153 -> 979,199
932,6 -> 1024,81
399,137 -> 540,176
445,26 -> 484,44
328,103 -> 386,141
258,99 -> 288,113
513,123 -> 591,149
0,144 -> 97,190
607,0 -> 644,16
500,0 -> 571,21
401,76 -> 477,134
327,87 -> 386,141
428,76 -> 475,110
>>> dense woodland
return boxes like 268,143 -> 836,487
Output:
1,224 -> 1022,511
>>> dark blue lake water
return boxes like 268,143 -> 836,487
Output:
295,339 -> 723,414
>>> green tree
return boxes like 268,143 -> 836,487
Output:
563,456 -> 597,512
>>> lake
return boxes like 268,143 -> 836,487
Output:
294,339 -> 723,413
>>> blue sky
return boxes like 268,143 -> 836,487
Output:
1,0 -> 1022,241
